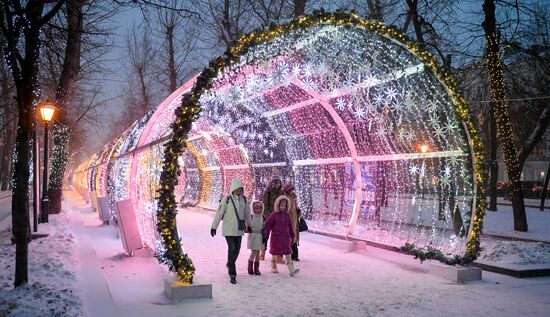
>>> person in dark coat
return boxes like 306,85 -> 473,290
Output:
260,174 -> 284,261
282,181 -> 301,261
262,196 -> 300,276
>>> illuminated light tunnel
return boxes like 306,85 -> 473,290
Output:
73,11 -> 485,283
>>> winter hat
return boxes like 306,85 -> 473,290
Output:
251,200 -> 264,213
282,182 -> 294,192
273,195 -> 291,213
271,174 -> 282,182
230,178 -> 244,192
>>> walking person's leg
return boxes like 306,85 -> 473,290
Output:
248,250 -> 258,275
248,250 -> 259,261
271,254 -> 279,273
225,236 -> 235,275
234,236 -> 242,260
291,243 -> 299,261
260,236 -> 268,260
225,236 -> 242,283
285,254 -> 300,277
252,250 -> 261,275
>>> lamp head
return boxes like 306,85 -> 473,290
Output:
38,102 -> 56,123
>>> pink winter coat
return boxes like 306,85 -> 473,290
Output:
262,196 -> 294,256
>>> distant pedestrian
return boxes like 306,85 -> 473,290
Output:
282,182 -> 301,261
262,196 -> 300,276
261,174 -> 285,262
247,200 -> 266,275
211,178 -> 252,284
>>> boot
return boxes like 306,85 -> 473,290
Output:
271,259 -> 279,273
254,261 -> 261,275
230,275 -> 237,284
248,260 -> 254,275
287,258 -> 300,277
291,243 -> 300,261
259,250 -> 265,261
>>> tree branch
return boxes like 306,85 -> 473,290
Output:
517,105 -> 550,167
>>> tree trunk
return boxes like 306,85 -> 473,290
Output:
138,68 -> 149,113
0,59 -> 12,191
406,0 -> 425,48
517,105 -> 550,168
367,0 -> 383,22
3,0 -> 64,287
10,1 -> 47,286
293,0 -> 306,18
0,126 -> 12,191
166,25 -> 177,93
488,105 -> 498,211
48,0 -> 84,214
482,0 -> 527,231
12,104 -> 31,287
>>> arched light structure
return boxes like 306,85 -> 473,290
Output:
73,11 -> 485,283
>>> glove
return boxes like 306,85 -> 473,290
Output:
244,226 -> 252,233
262,235 -> 268,245
210,229 -> 216,237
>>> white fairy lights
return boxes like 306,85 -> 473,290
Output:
74,11 -> 485,281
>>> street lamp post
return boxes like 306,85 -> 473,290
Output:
32,122 -> 39,232
38,102 -> 56,224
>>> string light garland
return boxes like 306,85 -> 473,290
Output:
150,9 -> 486,283
49,125 -> 70,193
72,10 -> 487,283
483,29 -> 526,231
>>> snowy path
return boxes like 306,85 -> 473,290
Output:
68,189 -> 550,317
2,190 -> 550,316
172,206 -> 550,317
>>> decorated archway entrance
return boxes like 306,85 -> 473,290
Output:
154,11 -> 485,282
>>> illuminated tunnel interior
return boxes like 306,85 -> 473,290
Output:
73,12 -> 484,279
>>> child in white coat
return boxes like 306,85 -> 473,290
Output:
247,201 -> 266,275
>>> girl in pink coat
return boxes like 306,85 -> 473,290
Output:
262,196 -> 300,276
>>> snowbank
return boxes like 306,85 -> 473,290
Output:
0,212 -> 83,317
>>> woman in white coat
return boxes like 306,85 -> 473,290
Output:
211,178 -> 252,284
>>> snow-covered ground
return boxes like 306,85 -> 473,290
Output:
483,204 -> 550,242
0,210 -> 83,316
1,190 -> 550,316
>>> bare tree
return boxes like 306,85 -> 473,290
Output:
110,23 -> 161,132
45,0 -> 85,215
0,0 -> 65,287
189,0 -> 255,51
293,0 -> 306,18
503,5 -> 550,173
0,32 -> 16,191
327,0 -> 400,22
131,24 -> 157,115
245,0 -> 293,27
156,0 -> 200,93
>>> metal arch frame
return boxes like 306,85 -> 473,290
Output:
291,79 -> 363,236
129,78 -> 197,226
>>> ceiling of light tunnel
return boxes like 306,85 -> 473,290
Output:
186,23 -> 471,177
80,22 -> 476,223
